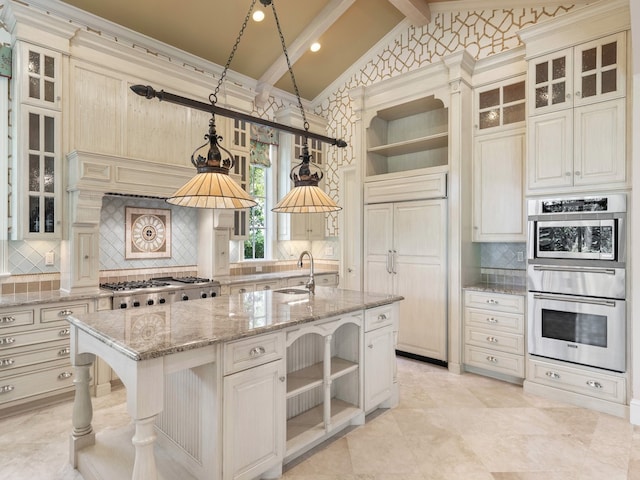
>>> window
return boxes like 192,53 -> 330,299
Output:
244,164 -> 267,260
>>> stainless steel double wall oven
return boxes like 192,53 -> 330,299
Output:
527,194 -> 626,372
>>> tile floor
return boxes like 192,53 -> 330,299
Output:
1,357 -> 639,479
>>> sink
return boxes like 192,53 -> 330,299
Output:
273,288 -> 309,295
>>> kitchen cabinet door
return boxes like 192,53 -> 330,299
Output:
527,109 -> 573,191
393,200 -> 447,361
223,359 -> 285,480
473,129 -> 525,242
363,203 -> 394,296
364,324 -> 394,412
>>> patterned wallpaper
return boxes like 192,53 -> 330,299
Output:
314,6 -> 574,237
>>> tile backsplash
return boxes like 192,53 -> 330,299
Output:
100,195 -> 198,270
480,242 -> 526,270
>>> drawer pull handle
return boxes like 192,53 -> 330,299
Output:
377,314 -> 388,321
486,336 -> 499,343
1,316 -> 16,324
58,348 -> 71,356
239,288 -> 247,294
59,328 -> 71,336
249,346 -> 266,357
486,299 -> 499,305
0,358 -> 15,367
263,285 -> 271,290
59,309 -> 73,316
487,317 -> 498,324
546,371 -> 560,380
58,371 -> 73,380
586,380 -> 603,389
486,356 -> 498,363
0,337 -> 16,345
0,385 -> 14,394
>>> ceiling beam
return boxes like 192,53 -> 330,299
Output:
255,0 -> 355,106
388,0 -> 431,26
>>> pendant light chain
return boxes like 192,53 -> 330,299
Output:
270,1 -> 309,132
212,0 -> 258,105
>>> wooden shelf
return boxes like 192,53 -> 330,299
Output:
286,357 -> 358,398
368,132 -> 448,157
330,357 -> 358,381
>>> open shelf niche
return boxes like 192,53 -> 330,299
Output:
366,95 -> 449,179
285,321 -> 360,457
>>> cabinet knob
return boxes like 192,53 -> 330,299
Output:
545,371 -> 560,379
566,93 -> 571,100
487,317 -> 498,324
378,314 -> 387,321
279,376 -> 286,382
574,171 -> 581,176
575,91 -> 581,98
59,328 -> 71,336
58,347 -> 71,356
249,346 -> 266,357
586,380 -> 603,389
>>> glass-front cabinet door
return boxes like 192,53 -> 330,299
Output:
20,106 -> 61,238
529,48 -> 572,115
19,42 -> 62,110
475,76 -> 526,133
573,32 -> 626,108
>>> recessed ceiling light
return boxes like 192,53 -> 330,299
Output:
310,42 -> 321,52
253,10 -> 265,22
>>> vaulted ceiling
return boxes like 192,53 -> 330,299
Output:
58,0 -> 586,101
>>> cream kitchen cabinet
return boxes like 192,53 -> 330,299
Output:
12,42 -> 64,240
524,29 -> 627,193
474,77 -> 526,134
222,333 -> 286,480
364,192 -> 447,362
363,304 -> 398,412
229,279 -> 282,295
0,298 -> 95,413
285,313 -> 362,460
286,272 -> 339,288
463,290 -> 525,382
473,129 -> 525,242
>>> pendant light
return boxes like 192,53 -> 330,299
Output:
166,0 -> 341,212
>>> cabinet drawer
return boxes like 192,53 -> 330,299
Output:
224,333 -> 284,375
316,274 -> 338,287
255,281 -> 280,291
41,302 -> 89,323
464,290 -> 524,314
0,365 -> 75,405
0,309 -> 35,330
230,284 -> 252,295
364,305 -> 394,332
464,327 -> 523,355
527,358 -> 625,404
465,308 -> 523,334
464,345 -> 524,378
286,277 -> 307,287
0,326 -> 71,350
0,341 -> 70,376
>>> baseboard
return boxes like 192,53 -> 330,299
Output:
396,350 -> 448,368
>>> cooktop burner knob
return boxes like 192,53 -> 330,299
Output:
133,301 -> 140,307
201,293 -> 207,298
147,299 -> 154,306
182,294 -> 189,301
120,303 -> 127,309
159,298 -> 166,304
211,292 -> 217,297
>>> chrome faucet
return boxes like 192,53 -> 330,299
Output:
298,250 -> 315,295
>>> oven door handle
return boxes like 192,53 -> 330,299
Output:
532,265 -> 617,275
532,293 -> 617,307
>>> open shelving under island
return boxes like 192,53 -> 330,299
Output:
66,287 -> 403,480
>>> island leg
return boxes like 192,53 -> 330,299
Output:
132,416 -> 158,480
69,353 -> 96,467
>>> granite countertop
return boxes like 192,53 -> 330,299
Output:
463,283 -> 527,296
67,287 -> 403,362
214,270 -> 338,285
0,289 -> 113,309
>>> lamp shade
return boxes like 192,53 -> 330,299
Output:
272,185 -> 341,213
166,171 -> 257,209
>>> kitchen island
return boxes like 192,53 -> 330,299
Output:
67,287 -> 403,480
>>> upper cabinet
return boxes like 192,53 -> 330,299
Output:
12,42 -> 63,239
475,77 -> 525,134
366,96 -> 448,179
519,0 -> 630,195
528,32 -> 626,116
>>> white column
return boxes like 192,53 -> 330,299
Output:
69,353 -> 96,467
629,0 -> 640,425
0,74 -> 9,277
132,417 -> 159,480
